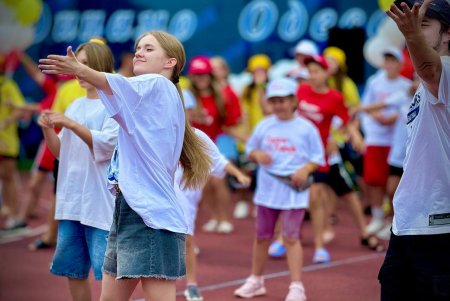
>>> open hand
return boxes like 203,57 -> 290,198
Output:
387,0 -> 431,37
38,46 -> 82,76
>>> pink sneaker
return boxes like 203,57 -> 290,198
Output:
285,282 -> 307,301
234,276 -> 266,298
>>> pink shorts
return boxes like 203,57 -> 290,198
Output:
255,205 -> 306,240
363,146 -> 390,187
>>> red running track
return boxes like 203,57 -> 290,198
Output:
0,172 -> 386,301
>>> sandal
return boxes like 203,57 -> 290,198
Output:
28,239 -> 54,251
361,235 -> 385,252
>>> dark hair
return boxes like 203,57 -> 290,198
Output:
440,22 -> 450,51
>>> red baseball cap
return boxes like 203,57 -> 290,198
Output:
188,56 -> 213,75
304,55 -> 329,70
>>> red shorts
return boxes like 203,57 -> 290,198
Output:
363,145 -> 390,187
34,141 -> 55,172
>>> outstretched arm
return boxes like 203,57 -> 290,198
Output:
387,0 -> 441,97
39,46 -> 113,95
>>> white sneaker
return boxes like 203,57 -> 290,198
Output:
366,219 -> 385,235
202,219 -> 218,232
217,221 -> 234,234
233,201 -> 249,219
234,276 -> 266,298
376,222 -> 392,240
285,281 -> 307,301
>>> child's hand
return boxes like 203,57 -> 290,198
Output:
45,111 -> 74,129
37,111 -> 54,129
236,173 -> 251,188
291,167 -> 309,187
253,150 -> 272,165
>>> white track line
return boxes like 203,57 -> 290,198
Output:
0,224 -> 48,244
134,252 -> 384,300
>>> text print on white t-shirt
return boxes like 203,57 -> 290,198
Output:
407,92 -> 421,125
265,136 -> 297,154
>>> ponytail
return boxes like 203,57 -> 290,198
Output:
175,83 -> 212,189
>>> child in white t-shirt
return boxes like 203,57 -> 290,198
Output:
176,128 -> 251,301
38,41 -> 118,300
234,78 -> 324,301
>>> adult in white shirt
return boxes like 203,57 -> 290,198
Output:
380,1 -> 450,300
39,31 -> 212,301
38,41 -> 119,301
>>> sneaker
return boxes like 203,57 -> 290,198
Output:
202,219 -> 218,232
234,276 -> 266,298
366,219 -> 385,235
184,285 -> 203,301
217,221 -> 234,234
3,218 -> 27,231
268,240 -> 286,257
312,248 -> 330,264
376,222 -> 392,240
285,282 -> 307,301
233,201 -> 249,219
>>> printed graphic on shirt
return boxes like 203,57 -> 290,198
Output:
265,136 -> 297,154
407,92 -> 421,125
298,101 -> 323,123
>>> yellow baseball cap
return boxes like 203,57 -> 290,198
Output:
324,46 -> 347,70
247,54 -> 271,72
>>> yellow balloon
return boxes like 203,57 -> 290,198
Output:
378,0 -> 395,11
15,0 -> 43,25
1,0 -> 20,7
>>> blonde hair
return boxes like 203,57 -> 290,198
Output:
75,40 -> 114,73
136,31 -> 211,189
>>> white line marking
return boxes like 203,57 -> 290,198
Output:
134,252 -> 384,300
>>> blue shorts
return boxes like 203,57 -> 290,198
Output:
50,220 -> 108,280
102,193 -> 186,280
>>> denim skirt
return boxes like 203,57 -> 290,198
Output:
102,192 -> 186,280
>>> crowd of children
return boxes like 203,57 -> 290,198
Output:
1,0 -> 448,299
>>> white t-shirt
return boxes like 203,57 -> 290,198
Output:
175,129 -> 229,234
392,56 -> 450,236
55,97 -> 119,231
384,90 -> 411,167
246,114 -> 325,209
361,71 -> 411,146
98,73 -> 188,234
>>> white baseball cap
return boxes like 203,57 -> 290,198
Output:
294,40 -> 319,56
266,78 -> 298,99
382,46 -> 404,63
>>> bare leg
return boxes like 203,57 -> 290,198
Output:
251,239 -> 271,276
0,159 -> 19,219
185,235 -> 197,284
342,192 -> 368,237
20,169 -> 48,220
141,277 -> 176,301
284,237 -> 303,282
68,278 -> 91,301
100,273 -> 139,301
308,183 -> 326,250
